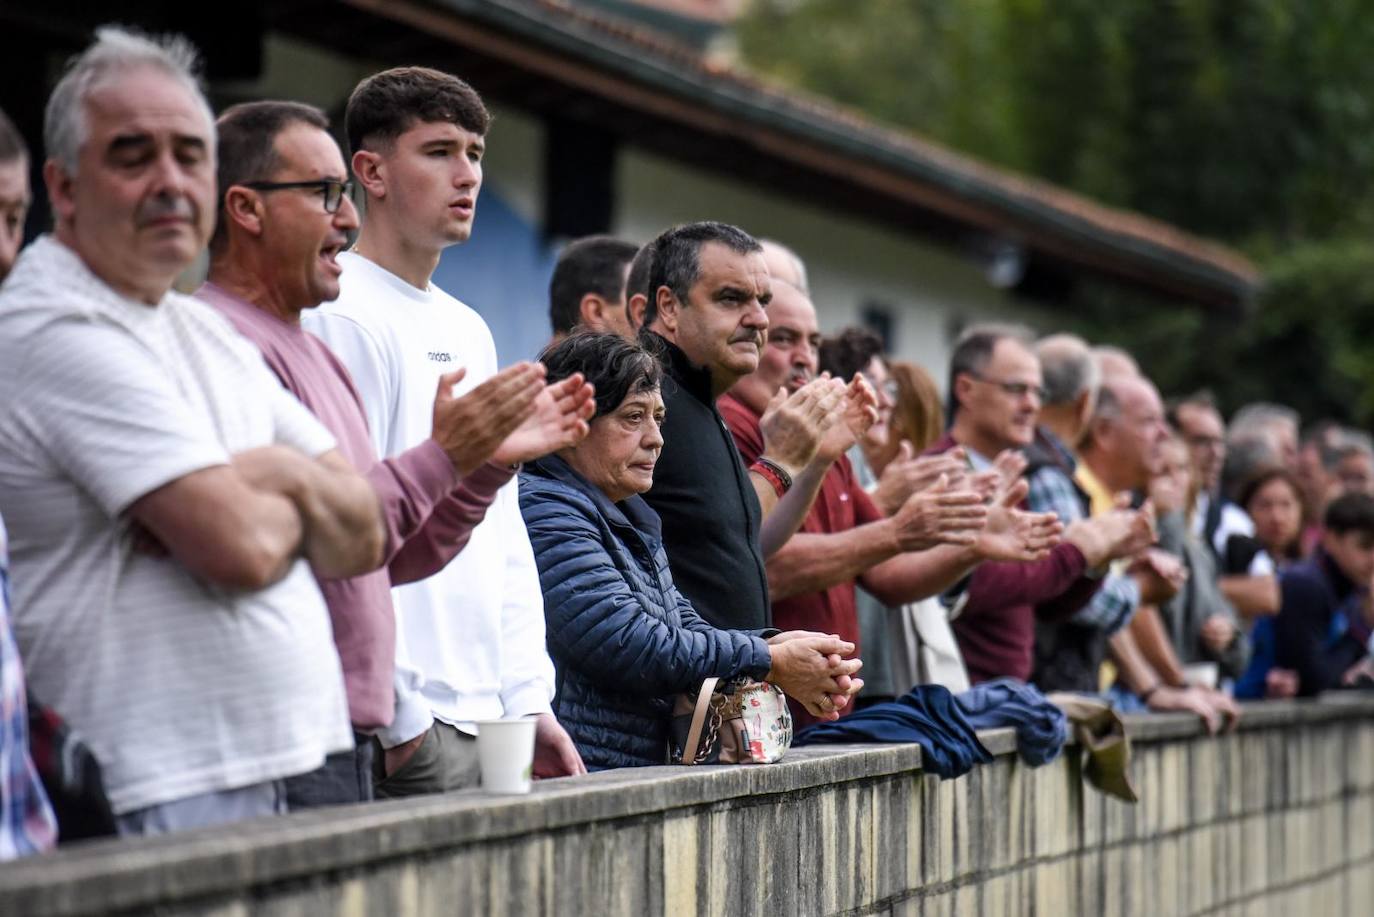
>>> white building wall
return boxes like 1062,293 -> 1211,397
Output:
614,149 -> 1055,387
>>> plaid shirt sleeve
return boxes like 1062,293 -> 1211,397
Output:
0,531 -> 58,860
1025,466 -> 1088,523
1025,466 -> 1139,633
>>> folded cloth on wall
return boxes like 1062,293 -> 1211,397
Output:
793,680 -> 1069,779
793,684 -> 991,778
1045,692 -> 1138,803
953,678 -> 1069,767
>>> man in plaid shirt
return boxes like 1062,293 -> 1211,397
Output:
0,513 -> 57,860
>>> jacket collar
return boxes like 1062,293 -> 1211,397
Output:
642,329 -> 715,405
526,453 -> 663,543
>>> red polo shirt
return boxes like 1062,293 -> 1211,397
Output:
719,394 -> 885,726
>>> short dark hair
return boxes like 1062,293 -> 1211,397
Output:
1324,492 -> 1374,537
818,327 -> 885,382
538,331 -> 663,420
946,323 -> 1034,418
625,243 -> 654,303
1165,389 -> 1218,429
643,221 -> 761,326
549,235 -> 639,335
346,66 -> 489,156
0,106 -> 27,163
212,100 -> 330,252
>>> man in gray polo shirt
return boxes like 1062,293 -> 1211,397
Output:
0,28 -> 381,835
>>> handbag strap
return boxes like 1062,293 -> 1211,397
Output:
682,676 -> 720,765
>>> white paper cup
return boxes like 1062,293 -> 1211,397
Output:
1183,662 -> 1220,690
476,719 -> 536,794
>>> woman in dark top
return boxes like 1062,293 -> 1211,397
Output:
518,332 -> 861,769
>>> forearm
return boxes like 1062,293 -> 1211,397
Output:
860,544 -> 981,607
1219,575 -> 1280,619
766,521 -> 899,601
758,459 -> 828,557
233,446 -> 385,579
1127,605 -> 1188,687
388,463 -> 511,585
364,438 -> 461,563
1107,628 -> 1165,694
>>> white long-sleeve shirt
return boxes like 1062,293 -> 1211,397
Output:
304,252 -> 555,746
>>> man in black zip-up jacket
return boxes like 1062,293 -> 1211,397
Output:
637,223 -> 839,636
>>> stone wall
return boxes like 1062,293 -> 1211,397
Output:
1,696 -> 1371,916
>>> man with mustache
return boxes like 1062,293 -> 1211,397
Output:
722,281 -> 1065,722
305,67 -> 592,793
198,101 -> 591,806
0,28 -> 384,834
638,221 -> 865,713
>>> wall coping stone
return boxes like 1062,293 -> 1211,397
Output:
1,695 -> 1371,916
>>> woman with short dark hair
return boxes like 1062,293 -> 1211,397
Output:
519,332 -> 860,769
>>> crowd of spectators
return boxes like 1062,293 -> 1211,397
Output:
1,26 -> 1371,859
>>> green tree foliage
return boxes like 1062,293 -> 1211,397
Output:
737,1 -> 1374,423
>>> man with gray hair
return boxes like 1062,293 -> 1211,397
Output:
1025,334 -> 1174,692
0,106 -> 29,283
0,27 -> 381,835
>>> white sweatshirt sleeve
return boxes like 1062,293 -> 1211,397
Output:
495,477 -> 557,718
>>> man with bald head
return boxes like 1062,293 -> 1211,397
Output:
1076,375 -> 1240,731
1026,334 -> 1161,692
722,284 -> 1066,719
759,238 -> 809,293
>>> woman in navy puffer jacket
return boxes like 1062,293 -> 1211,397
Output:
519,333 -> 796,769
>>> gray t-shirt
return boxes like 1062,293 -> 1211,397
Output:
0,236 -> 351,814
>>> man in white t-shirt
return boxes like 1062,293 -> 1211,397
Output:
0,28 -> 381,835
305,67 -> 590,792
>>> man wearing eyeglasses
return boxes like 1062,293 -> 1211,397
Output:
923,325 -> 1153,685
197,100 -> 593,807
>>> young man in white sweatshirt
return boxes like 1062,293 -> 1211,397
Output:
305,67 -> 590,793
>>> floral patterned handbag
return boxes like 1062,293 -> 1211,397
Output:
669,676 -> 793,764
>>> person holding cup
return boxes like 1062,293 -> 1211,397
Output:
519,332 -> 864,770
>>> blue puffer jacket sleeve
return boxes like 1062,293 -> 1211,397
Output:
522,480 -> 772,696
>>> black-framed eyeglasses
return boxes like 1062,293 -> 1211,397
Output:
239,179 -> 354,213
967,373 -> 1047,401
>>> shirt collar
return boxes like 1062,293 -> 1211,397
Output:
526,453 -> 664,542
642,330 -> 715,405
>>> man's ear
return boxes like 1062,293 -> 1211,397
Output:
627,293 -> 647,332
43,159 -> 76,225
953,373 -> 975,414
579,293 -> 607,331
222,187 -> 265,239
654,286 -> 681,334
351,149 -> 385,200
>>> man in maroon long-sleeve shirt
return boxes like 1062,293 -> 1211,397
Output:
200,101 -> 593,807
928,325 -> 1152,683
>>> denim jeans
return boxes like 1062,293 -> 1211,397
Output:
283,732 -> 375,810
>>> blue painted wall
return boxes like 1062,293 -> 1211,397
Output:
431,186 -> 558,363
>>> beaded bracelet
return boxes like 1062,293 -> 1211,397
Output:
750,457 -> 793,497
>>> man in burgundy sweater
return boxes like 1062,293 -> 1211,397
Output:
928,325 -> 1155,683
199,101 -> 593,807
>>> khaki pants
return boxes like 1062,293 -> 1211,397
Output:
371,721 -> 481,798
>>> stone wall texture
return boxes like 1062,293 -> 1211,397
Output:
1,696 -> 1370,916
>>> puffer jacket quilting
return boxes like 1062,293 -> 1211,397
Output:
519,455 -> 773,769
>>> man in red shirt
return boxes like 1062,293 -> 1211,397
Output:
720,283 -> 1065,723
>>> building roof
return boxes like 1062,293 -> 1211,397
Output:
328,0 -> 1259,308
